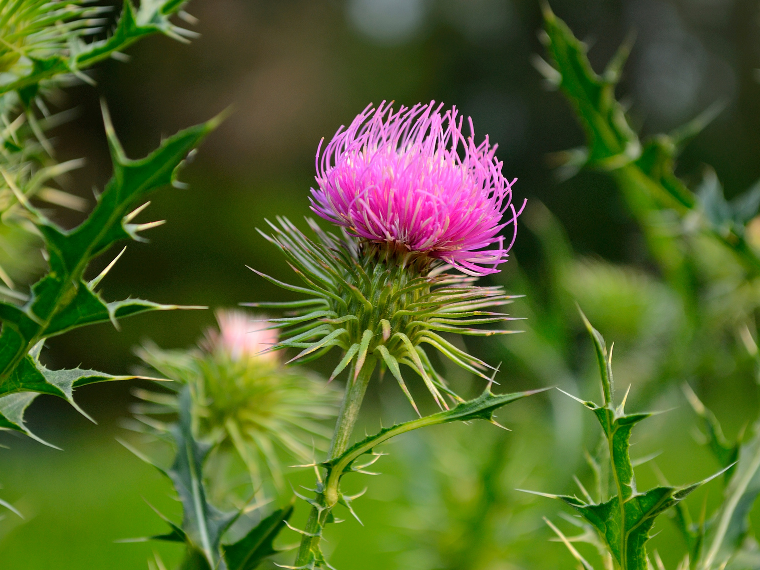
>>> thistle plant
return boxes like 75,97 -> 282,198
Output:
532,312 -> 726,570
251,101 -> 539,569
133,309 -> 341,495
0,0 -> 211,446
536,4 -> 760,290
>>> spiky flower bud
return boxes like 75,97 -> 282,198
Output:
134,309 -> 341,491
0,1 -> 104,77
255,102 -> 525,413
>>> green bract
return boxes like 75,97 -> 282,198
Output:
252,217 -> 521,413
0,0 -> 197,102
0,0 -> 104,78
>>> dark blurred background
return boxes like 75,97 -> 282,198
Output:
2,0 -> 760,568
40,0 -> 760,379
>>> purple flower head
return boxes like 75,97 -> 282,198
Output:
310,101 -> 525,276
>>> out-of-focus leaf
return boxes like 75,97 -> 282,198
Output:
682,389 -> 760,570
697,170 -> 760,241
701,421 -> 760,569
223,503 -> 294,570
683,384 -> 739,475
538,4 -> 639,171
541,5 -> 760,274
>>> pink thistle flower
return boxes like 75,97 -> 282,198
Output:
310,101 -> 525,276
201,309 -> 279,363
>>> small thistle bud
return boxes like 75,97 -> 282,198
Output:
134,309 -> 341,491
255,102 -> 525,413
200,309 -> 279,363
0,2 -> 104,76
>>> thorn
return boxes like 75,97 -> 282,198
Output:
486,363 -> 502,393
543,517 -> 594,570
2,170 -> 34,212
110,51 -> 131,63
89,247 -> 127,289
134,220 -> 166,232
620,384 -> 632,411
289,462 -> 319,469
179,10 -> 199,24
283,520 -> 320,538
125,201 -> 151,222
0,265 -> 15,290
573,475 -> 593,503
490,420 -> 511,431
515,488 -> 563,500
681,383 -> 705,414
556,387 -> 593,407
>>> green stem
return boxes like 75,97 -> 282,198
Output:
328,359 -> 377,460
293,358 -> 376,568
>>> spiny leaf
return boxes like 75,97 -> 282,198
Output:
322,386 -> 547,499
683,384 -> 738,474
167,388 -> 237,567
126,387 -> 237,568
0,392 -> 55,447
696,170 -> 760,242
290,386 -> 546,570
540,3 -> 639,169
0,110 -> 219,442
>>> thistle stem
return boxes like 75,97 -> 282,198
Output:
293,358 -> 377,568
328,358 -> 377,459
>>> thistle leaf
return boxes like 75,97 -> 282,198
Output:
683,384 -> 738,474
127,387 -> 235,568
0,110 -> 220,442
0,392 -> 54,447
322,385 -> 547,495
540,4 -> 639,170
690,407 -> 760,569
289,386 -> 545,570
